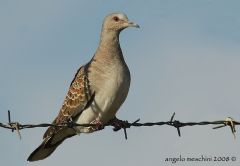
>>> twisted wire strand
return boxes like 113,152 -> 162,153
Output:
0,111 -> 239,140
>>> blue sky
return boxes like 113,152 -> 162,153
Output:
0,0 -> 240,166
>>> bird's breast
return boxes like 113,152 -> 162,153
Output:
89,62 -> 130,122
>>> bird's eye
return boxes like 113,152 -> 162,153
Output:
113,16 -> 119,22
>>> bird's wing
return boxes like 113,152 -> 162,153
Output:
43,65 -> 94,140
27,65 -> 95,161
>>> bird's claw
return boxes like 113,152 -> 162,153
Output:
89,120 -> 105,132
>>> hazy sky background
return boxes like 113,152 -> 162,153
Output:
0,0 -> 240,166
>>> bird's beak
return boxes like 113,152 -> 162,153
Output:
127,21 -> 140,28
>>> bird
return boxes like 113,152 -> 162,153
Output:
27,12 -> 139,162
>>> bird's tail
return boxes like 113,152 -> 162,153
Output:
27,140 -> 59,162
27,128 -> 76,162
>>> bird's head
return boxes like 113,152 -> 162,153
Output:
102,12 -> 140,32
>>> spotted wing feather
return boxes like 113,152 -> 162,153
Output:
43,66 -> 93,140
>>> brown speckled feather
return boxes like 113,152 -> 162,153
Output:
43,65 -> 93,140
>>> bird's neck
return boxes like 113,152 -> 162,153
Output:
98,30 -> 121,54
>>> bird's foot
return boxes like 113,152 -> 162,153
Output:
108,117 -> 130,131
89,119 -> 105,132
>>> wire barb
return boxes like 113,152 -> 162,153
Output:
212,117 -> 238,139
168,112 -> 182,137
225,117 -> 236,140
0,110 -> 239,140
7,110 -> 22,140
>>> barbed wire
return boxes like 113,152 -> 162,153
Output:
0,110 -> 239,140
